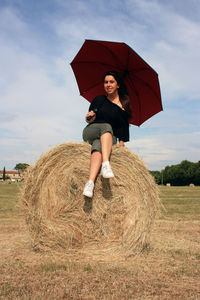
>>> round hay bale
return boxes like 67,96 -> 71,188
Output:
21,142 -> 160,259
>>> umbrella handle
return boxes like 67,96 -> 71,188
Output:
86,108 -> 98,121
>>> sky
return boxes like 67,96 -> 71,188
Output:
0,0 -> 200,171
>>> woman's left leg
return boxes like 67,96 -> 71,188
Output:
83,150 -> 102,198
83,123 -> 115,196
100,132 -> 113,162
100,131 -> 116,178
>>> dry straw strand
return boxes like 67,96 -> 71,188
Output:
21,142 -> 160,260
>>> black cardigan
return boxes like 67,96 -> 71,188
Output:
89,95 -> 129,142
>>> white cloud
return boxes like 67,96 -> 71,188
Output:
52,0 -> 200,102
122,0 -> 200,101
0,5 -> 89,170
0,0 -> 200,172
127,131 -> 200,170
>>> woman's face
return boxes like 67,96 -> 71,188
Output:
104,75 -> 119,95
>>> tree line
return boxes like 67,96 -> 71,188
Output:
1,164 -> 30,181
2,161 -> 200,186
150,160 -> 200,186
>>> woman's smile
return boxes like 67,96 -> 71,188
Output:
104,75 -> 119,95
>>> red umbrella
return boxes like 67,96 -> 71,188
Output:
70,39 -> 162,126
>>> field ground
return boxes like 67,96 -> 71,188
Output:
0,183 -> 200,299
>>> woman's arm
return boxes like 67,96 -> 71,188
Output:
119,140 -> 125,147
85,110 -> 96,123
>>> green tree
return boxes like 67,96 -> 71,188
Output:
150,171 -> 161,184
194,161 -> 200,185
14,163 -> 29,172
3,167 -> 6,181
150,160 -> 200,186
163,160 -> 199,186
163,165 -> 182,185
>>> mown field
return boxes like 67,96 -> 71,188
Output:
0,183 -> 200,299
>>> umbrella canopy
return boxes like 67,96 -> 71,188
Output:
70,39 -> 163,126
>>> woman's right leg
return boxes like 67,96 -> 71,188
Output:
83,150 -> 102,197
100,130 -> 116,179
88,150 -> 102,182
83,123 -> 114,196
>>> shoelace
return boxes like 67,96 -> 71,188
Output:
85,182 -> 94,189
102,164 -> 110,170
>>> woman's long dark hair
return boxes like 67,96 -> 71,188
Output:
103,71 -> 132,119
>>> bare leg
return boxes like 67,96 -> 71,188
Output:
88,151 -> 102,181
101,132 -> 113,162
83,135 -> 113,196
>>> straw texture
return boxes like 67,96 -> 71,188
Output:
21,142 -> 160,259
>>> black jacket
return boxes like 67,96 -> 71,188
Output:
89,95 -> 129,142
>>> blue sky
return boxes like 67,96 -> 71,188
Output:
0,0 -> 200,171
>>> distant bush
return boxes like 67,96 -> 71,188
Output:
150,160 -> 200,186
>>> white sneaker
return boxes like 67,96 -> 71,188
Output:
101,163 -> 114,178
83,180 -> 94,198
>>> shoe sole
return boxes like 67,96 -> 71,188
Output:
83,192 -> 93,198
101,173 -> 114,179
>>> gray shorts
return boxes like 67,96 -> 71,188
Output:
82,123 -> 117,153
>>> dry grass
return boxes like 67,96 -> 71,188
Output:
20,142 -> 160,259
0,178 -> 200,299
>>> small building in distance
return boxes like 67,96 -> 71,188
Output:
0,170 -> 24,182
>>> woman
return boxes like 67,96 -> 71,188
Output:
82,71 -> 132,197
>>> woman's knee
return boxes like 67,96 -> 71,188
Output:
100,124 -> 113,137
91,150 -> 102,157
82,124 -> 100,143
101,131 -> 113,140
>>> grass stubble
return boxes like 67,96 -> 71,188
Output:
0,183 -> 200,299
